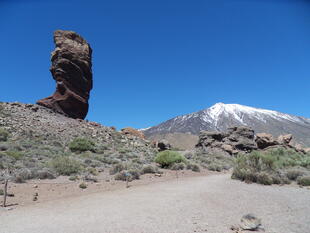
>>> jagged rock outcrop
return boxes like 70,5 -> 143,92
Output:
37,30 -> 93,119
121,127 -> 145,139
255,133 -> 279,149
277,134 -> 293,145
196,126 -> 257,155
196,126 -> 306,156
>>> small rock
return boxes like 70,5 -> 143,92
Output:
240,214 -> 262,231
33,185 -> 38,188
155,173 -> 162,177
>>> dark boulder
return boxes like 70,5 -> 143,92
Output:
37,30 -> 93,119
157,139 -> 171,151
225,126 -> 257,151
196,126 -> 257,155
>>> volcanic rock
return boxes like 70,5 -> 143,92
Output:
240,214 -> 262,231
121,127 -> 145,139
37,30 -> 93,119
256,133 -> 278,149
196,126 -> 257,156
226,126 -> 257,151
157,139 -> 172,151
277,134 -> 293,145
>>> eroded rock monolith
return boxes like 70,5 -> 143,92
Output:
37,30 -> 93,119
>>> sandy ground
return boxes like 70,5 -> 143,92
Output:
1,173 -> 309,233
0,169 -> 211,207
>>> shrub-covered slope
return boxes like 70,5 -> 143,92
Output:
0,102 -> 156,182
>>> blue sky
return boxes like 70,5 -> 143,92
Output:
1,0 -> 310,129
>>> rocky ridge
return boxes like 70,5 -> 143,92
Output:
0,102 -> 156,181
196,126 -> 308,156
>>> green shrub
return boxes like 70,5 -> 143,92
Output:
171,162 -> 185,170
79,182 -> 87,189
207,163 -> 223,172
114,172 -> 128,181
69,138 -> 95,153
6,151 -> 23,160
87,167 -> 99,176
114,169 -> 140,181
13,168 -> 33,183
0,128 -> 9,142
128,169 -> 140,180
36,169 -> 55,179
232,149 -> 310,185
256,172 -> 273,185
271,175 -> 282,184
141,165 -> 158,174
0,189 -> 3,195
232,168 -> 258,183
109,163 -> 124,175
49,157 -> 82,176
187,163 -> 200,172
154,151 -> 186,168
69,175 -> 79,181
286,169 -> 305,181
297,176 -> 310,186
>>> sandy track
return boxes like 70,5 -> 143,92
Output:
1,174 -> 309,233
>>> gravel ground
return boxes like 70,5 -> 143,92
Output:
1,174 -> 309,233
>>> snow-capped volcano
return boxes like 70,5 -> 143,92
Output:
143,103 -> 310,146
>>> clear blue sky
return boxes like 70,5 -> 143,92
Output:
1,0 -> 310,129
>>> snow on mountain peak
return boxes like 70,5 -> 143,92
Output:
202,103 -> 302,125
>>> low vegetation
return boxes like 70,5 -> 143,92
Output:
232,148 -> 310,185
155,151 -> 186,168
48,156 -> 83,176
297,176 -> 310,186
0,128 -> 9,141
69,138 -> 96,153
79,182 -> 87,189
191,152 -> 234,172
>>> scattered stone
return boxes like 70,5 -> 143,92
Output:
154,173 -> 162,177
84,175 -> 98,183
240,214 -> 262,231
33,185 -> 38,188
33,192 -> 39,201
37,30 -> 93,119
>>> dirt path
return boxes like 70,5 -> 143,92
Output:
1,174 -> 309,233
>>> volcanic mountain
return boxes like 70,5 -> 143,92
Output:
143,103 -> 310,147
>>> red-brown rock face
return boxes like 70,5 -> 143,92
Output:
37,30 -> 93,119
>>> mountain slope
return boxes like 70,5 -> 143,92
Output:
143,103 -> 310,146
